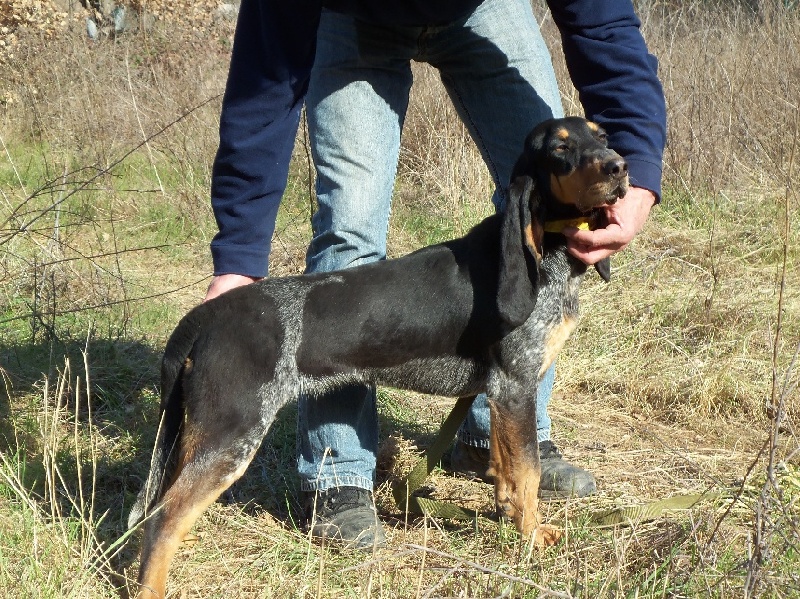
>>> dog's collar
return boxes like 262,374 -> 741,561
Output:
542,215 -> 597,233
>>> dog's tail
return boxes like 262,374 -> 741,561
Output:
127,305 -> 207,530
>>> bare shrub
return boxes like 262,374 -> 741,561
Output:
651,3 -> 799,194
0,24 -> 233,339
0,0 -> 69,58
0,6 -> 798,595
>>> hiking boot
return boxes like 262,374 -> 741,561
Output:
451,440 -> 596,499
304,487 -> 386,550
450,441 -> 493,483
538,440 -> 596,499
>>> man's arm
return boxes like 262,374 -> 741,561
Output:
210,0 -> 322,282
548,0 -> 666,263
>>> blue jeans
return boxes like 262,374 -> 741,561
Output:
298,0 -> 563,492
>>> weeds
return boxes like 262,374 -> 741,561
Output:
0,348 -> 134,596
0,2 -> 798,597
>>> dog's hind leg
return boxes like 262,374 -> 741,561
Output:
487,398 -> 561,546
133,298 -> 287,597
135,451 -> 259,597
134,415 -> 265,598
135,354 -> 277,597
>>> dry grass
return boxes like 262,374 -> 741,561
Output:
0,2 -> 798,597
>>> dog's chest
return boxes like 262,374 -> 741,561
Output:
503,255 -> 584,373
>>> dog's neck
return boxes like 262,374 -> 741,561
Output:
537,196 -> 611,282
539,198 -> 602,235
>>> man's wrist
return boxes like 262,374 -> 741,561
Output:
629,186 -> 657,206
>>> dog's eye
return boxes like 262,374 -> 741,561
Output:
554,143 -> 569,152
597,133 -> 608,143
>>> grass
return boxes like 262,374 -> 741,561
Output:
1,1 -> 799,597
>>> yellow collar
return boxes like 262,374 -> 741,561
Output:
542,216 -> 596,233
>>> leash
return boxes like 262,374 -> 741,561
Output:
392,395 -> 478,520
590,491 -> 723,526
392,396 -> 724,526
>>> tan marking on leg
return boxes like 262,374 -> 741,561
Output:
136,450 -> 256,598
539,315 -> 578,378
488,402 -> 561,545
174,426 -> 202,479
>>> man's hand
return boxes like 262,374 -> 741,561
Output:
204,273 -> 263,302
563,186 -> 657,265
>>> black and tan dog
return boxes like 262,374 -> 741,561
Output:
128,116 -> 628,597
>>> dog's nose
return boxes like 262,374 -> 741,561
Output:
603,157 -> 628,178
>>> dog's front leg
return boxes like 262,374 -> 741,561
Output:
487,399 -> 561,546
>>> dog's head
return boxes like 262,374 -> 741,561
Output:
513,116 -> 629,213
497,117 -> 628,326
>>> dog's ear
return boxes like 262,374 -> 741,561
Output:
594,257 -> 611,282
497,175 -> 543,328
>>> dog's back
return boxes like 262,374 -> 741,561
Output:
129,117 -> 628,597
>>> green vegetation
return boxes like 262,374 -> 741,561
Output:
0,2 -> 798,597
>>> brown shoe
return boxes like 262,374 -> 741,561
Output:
450,441 -> 492,483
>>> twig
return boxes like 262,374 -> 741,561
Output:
0,93 -> 222,245
744,98 -> 798,599
125,51 -> 164,194
4,242 -> 187,270
402,544 -> 573,598
0,276 -> 210,326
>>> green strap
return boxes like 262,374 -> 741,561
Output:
393,395 -> 478,519
591,492 -> 722,526
393,396 -> 722,526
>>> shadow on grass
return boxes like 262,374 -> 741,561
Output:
0,333 -> 457,594
0,335 -> 164,588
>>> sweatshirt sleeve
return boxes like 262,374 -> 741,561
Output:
210,0 -> 322,277
548,0 -> 666,200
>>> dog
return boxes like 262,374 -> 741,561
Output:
128,116 -> 628,597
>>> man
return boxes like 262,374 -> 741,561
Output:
205,0 -> 666,548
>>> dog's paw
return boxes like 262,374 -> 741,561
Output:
530,523 -> 562,547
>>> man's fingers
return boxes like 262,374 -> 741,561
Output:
566,242 -> 617,265
564,224 -> 626,247
564,225 -> 629,265
560,186 -> 656,266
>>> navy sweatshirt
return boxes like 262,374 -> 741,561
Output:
210,0 -> 667,277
